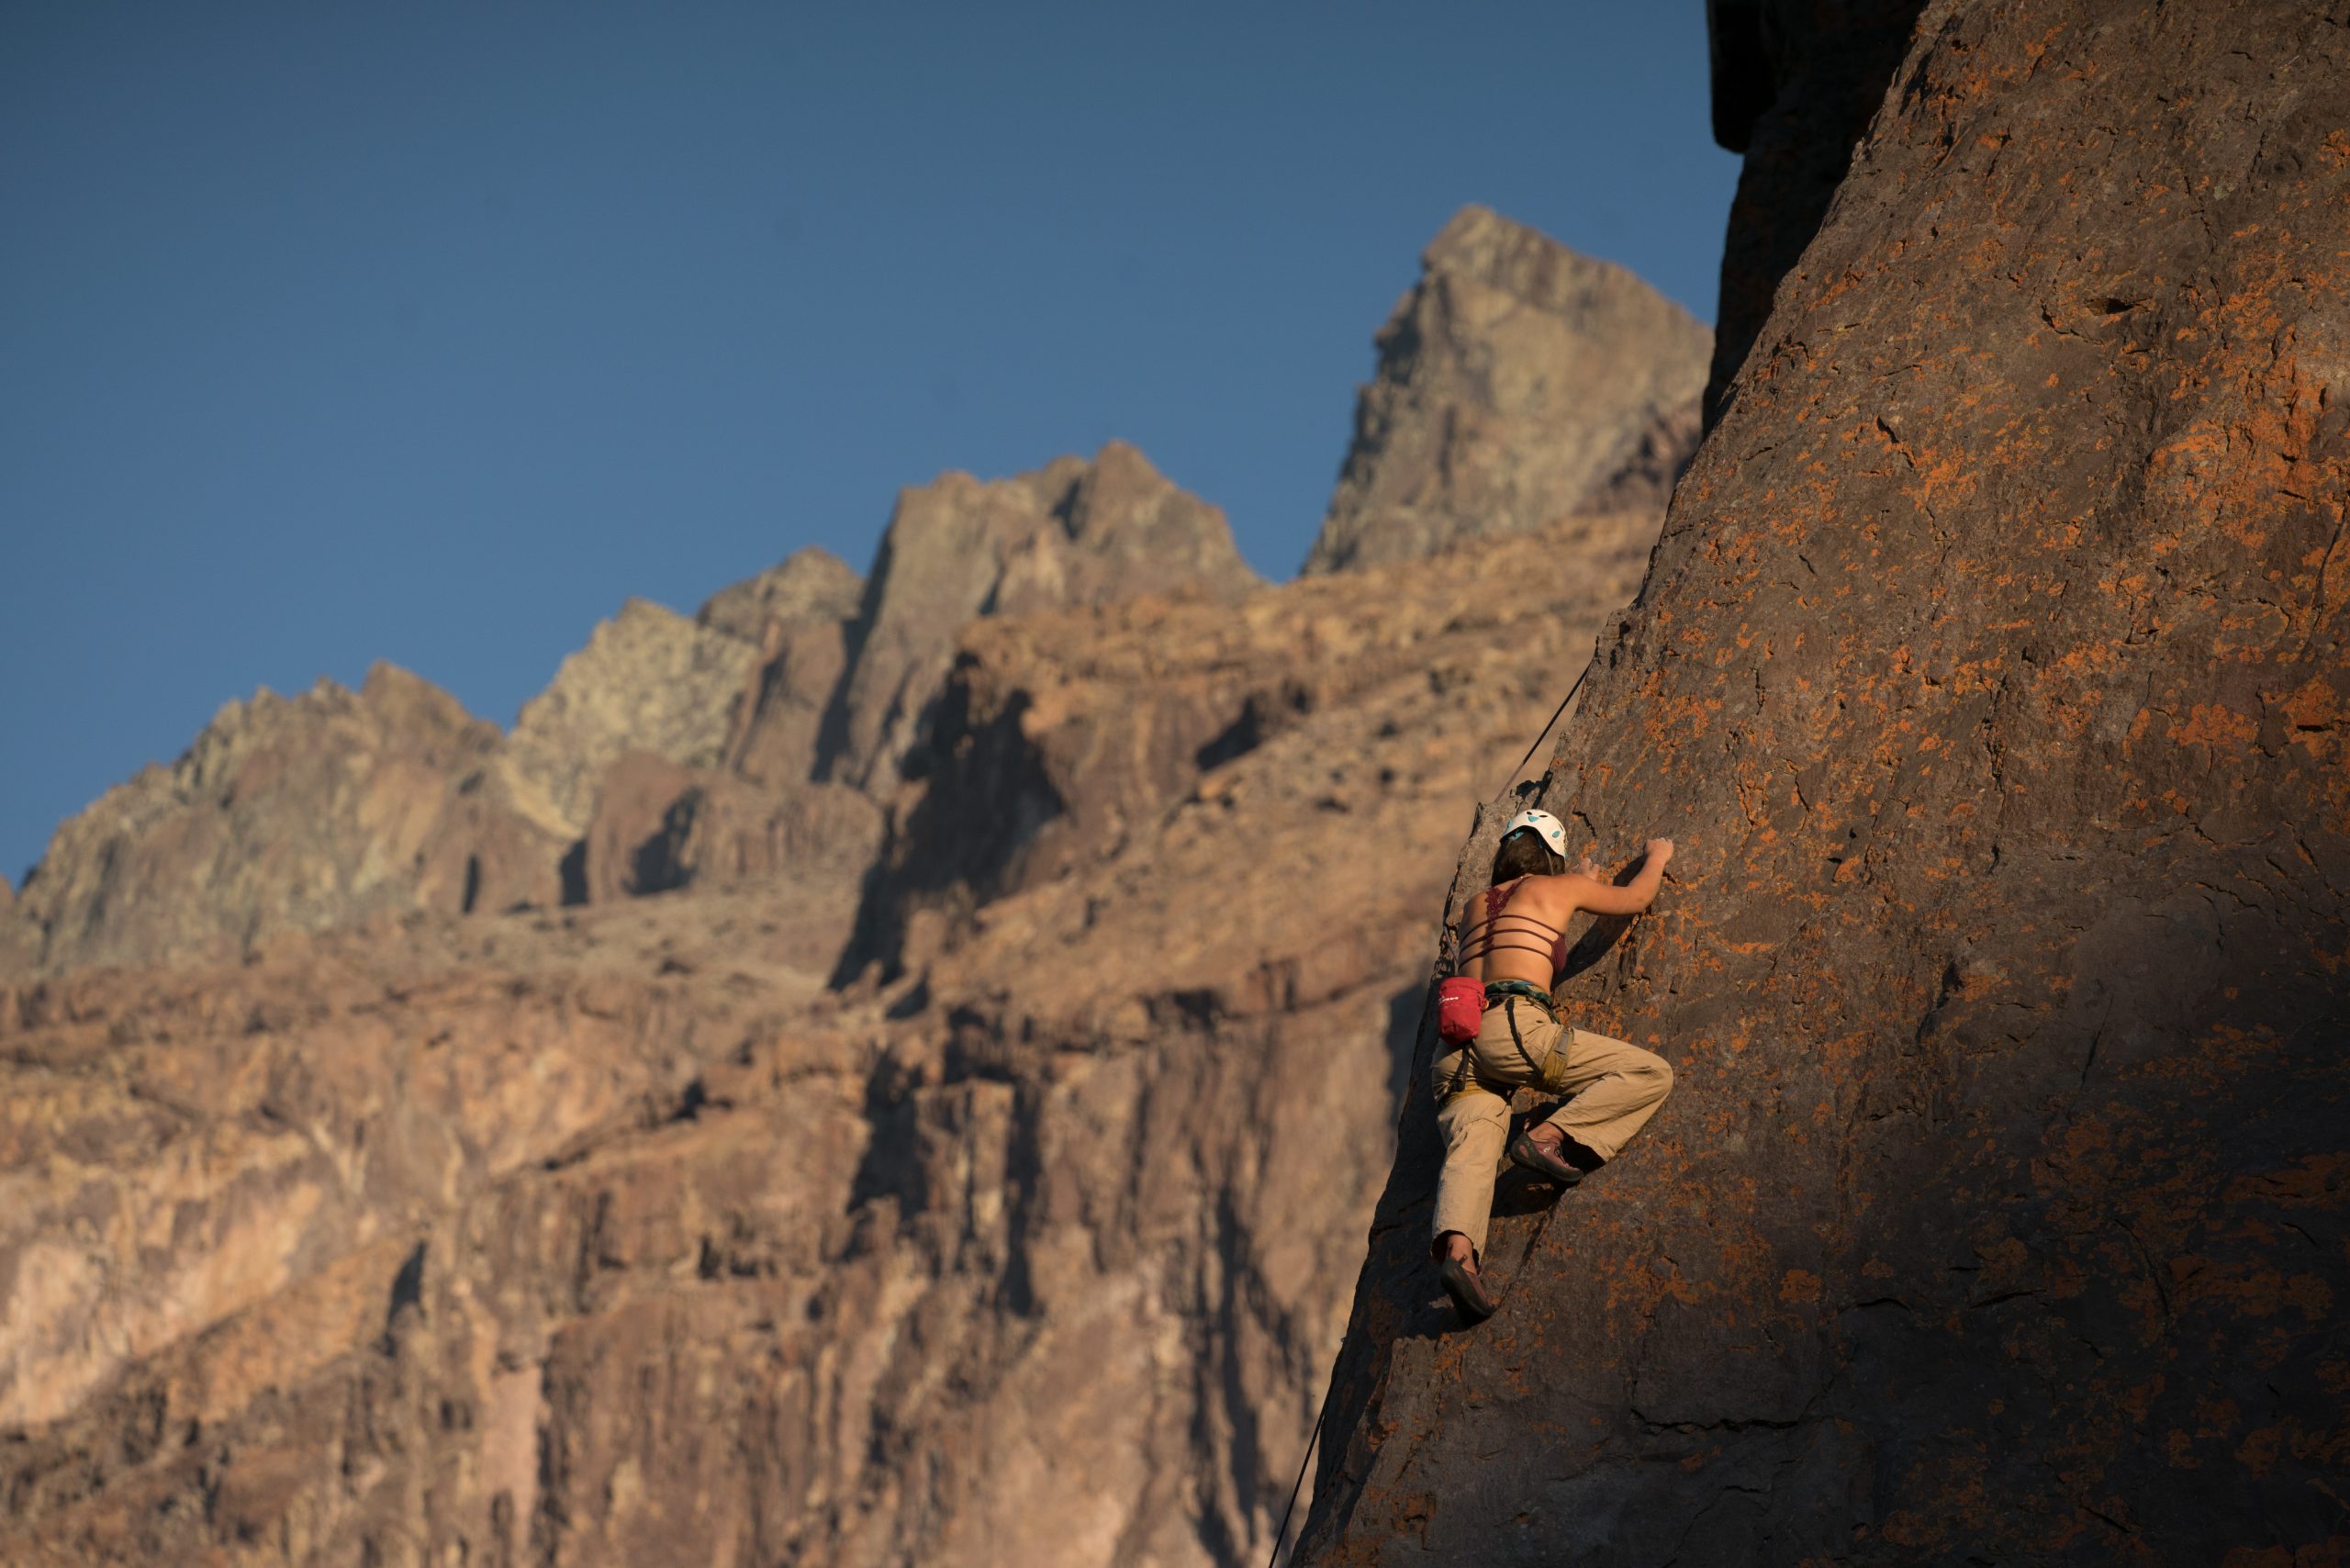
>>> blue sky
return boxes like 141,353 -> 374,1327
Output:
1,3 -> 1739,887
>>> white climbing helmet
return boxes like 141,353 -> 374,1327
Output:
1500,808 -> 1569,858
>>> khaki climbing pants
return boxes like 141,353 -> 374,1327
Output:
1430,993 -> 1673,1259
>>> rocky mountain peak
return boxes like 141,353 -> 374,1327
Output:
1301,203 -> 1712,576
0,431 -> 1272,981
8,663 -> 524,973
817,441 -> 1260,790
695,544 -> 864,644
496,598 -> 762,839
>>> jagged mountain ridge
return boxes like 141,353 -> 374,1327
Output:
0,506 -> 1662,1567
0,208 -> 1693,1565
5,213 -> 1682,983
4,442 -> 1254,979
816,438 -> 1263,793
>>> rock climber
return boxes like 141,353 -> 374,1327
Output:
1431,808 -> 1676,1321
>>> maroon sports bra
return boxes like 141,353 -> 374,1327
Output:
1458,879 -> 1569,975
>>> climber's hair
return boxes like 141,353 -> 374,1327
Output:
1492,827 -> 1566,883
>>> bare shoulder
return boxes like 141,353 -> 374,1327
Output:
1523,871 -> 1591,917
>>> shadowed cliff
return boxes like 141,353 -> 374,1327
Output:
1300,3 -> 2350,1562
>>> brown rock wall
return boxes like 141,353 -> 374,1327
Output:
727,614 -> 856,788
0,498 -> 1667,1568
6,569 -> 852,976
579,751 -> 880,908
8,665 -> 567,975
854,509 -> 1662,986
0,879 -> 28,975
1303,4 -> 2350,1562
701,545 -> 867,793
695,543 -> 864,645
497,598 -> 765,838
1702,0 -> 1929,427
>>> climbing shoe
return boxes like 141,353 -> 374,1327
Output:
1507,1127 -> 1587,1187
1438,1254 -> 1499,1324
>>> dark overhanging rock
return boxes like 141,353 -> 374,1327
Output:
1702,0 -> 1929,431
1302,1 -> 2350,1562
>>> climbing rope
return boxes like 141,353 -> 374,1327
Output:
1265,1394 -> 1329,1568
1492,661 -> 1592,801
1259,659 -> 1598,1567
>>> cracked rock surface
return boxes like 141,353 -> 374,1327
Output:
0,505 -> 1660,1565
1300,3 -> 2350,1563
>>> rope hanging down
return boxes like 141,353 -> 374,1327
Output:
1262,658 -> 1595,1568
1265,1398 -> 1329,1568
1492,662 -> 1592,801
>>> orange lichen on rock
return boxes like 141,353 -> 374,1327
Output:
1299,3 -> 2350,1563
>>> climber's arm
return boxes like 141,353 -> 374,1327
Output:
1565,838 -> 1674,917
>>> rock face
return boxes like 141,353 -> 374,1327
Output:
577,755 -> 881,906
0,602 -> 792,976
9,666 -> 568,974
819,441 -> 1262,790
698,545 -> 868,793
0,207 -> 1723,1563
1301,4 -> 2350,1563
851,509 -> 1662,988
695,543 -> 863,645
497,598 -> 765,838
0,859 -> 34,976
0,451 -> 1254,980
0,509 -> 1662,1568
1301,206 -> 1712,576
1701,0 -> 1928,427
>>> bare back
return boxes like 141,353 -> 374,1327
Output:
1456,838 -> 1675,988
1457,873 -> 1594,988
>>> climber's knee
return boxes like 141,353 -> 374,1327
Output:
1633,1050 -> 1675,1105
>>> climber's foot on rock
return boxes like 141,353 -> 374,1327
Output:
1435,1234 -> 1498,1323
1507,1126 -> 1587,1186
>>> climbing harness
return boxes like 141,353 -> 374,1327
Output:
1485,978 -> 1555,1013
1440,878 -> 1572,1053
1497,987 -> 1551,1079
